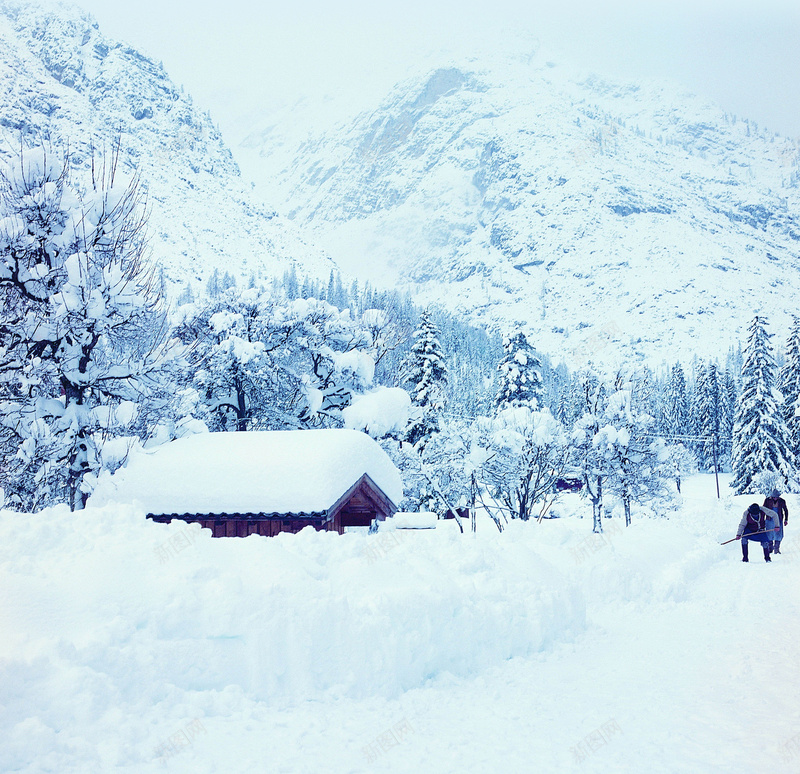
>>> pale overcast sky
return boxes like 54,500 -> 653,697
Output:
72,0 -> 800,140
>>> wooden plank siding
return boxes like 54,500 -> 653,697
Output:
150,513 -> 334,538
147,473 -> 397,538
329,473 -> 397,532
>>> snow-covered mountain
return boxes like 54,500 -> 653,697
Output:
0,0 -> 336,295
240,56 -> 800,366
5,0 -> 799,367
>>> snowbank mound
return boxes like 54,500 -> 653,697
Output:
0,504 -> 585,721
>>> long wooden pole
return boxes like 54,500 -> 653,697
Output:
720,527 -> 773,545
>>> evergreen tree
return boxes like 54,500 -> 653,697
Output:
401,310 -> 447,447
325,270 -> 336,305
731,316 -> 795,494
554,387 -> 571,427
221,271 -> 237,292
780,316 -> 800,461
547,362 -> 571,422
334,273 -> 347,308
495,332 -> 543,411
689,360 -> 706,459
206,268 -> 221,298
662,362 -> 690,439
177,282 -> 195,306
433,312 -> 500,419
360,281 -> 374,313
697,363 -> 721,471
636,365 -> 659,427
719,368 -> 737,469
284,265 -> 299,299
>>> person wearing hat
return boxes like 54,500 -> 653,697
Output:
763,489 -> 788,554
736,503 -> 778,562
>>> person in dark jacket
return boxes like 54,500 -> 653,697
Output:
736,503 -> 778,562
763,489 -> 788,554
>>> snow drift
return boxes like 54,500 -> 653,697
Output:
0,503 -> 584,722
3,477 -> 800,773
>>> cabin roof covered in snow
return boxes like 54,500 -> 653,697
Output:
92,429 -> 403,516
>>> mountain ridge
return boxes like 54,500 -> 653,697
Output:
239,55 -> 800,366
0,0 -> 336,296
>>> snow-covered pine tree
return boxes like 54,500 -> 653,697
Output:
689,360 -> 707,463
726,343 -> 744,381
719,368 -> 737,469
221,271 -> 237,292
434,313 -> 500,419
401,310 -> 447,447
661,362 -> 690,439
325,270 -> 337,305
283,265 -> 299,299
731,316 -> 795,494
635,365 -> 659,426
177,282 -> 194,306
780,316 -> 800,461
495,332 -> 543,411
697,362 -> 721,471
206,268 -> 221,298
548,362 -> 572,425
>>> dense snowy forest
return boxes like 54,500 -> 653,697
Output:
2,144 -> 798,523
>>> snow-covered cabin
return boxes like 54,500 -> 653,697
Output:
95,429 -> 403,537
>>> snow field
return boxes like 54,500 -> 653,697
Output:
0,502 -> 583,771
3,475 -> 800,772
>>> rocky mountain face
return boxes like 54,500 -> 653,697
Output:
241,57 -> 800,366
0,0 -> 335,296
5,1 -> 799,367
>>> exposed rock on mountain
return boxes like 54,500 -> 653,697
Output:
242,57 -> 800,365
0,0 -> 335,295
